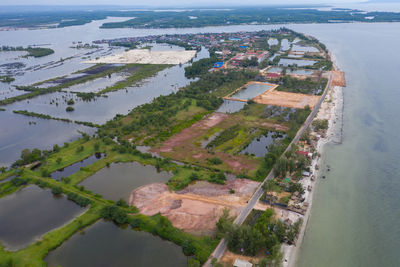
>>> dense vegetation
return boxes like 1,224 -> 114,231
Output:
2,7 -> 400,30
184,57 -> 218,78
217,208 -> 301,265
277,76 -> 328,95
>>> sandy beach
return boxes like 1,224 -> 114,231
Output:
282,67 -> 344,267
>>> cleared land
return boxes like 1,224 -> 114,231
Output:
331,70 -> 346,87
129,179 -> 260,235
154,110 -> 288,175
253,89 -> 320,109
85,49 -> 197,64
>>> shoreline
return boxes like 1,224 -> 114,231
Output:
282,66 -> 344,266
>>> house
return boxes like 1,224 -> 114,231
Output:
213,62 -> 224,69
234,259 -> 253,267
296,150 -> 313,158
267,72 -> 281,79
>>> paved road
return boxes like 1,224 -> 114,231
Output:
205,73 -> 333,266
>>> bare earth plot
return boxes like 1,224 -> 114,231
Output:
154,112 -> 260,174
331,70 -> 346,87
253,90 -> 320,109
153,112 -> 287,175
84,49 -> 197,64
129,179 -> 260,235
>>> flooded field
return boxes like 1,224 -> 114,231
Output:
0,185 -> 84,250
0,111 -> 95,166
50,153 -> 105,180
79,162 -> 172,201
45,220 -> 187,267
240,132 -> 286,157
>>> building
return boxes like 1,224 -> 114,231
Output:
234,259 -> 253,267
213,62 -> 224,69
231,51 -> 269,65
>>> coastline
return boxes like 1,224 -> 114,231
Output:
282,63 -> 344,266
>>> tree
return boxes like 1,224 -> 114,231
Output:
51,186 -> 62,195
56,157 -> 62,165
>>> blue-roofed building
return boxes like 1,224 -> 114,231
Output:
213,62 -> 224,68
239,45 -> 247,49
229,37 -> 242,41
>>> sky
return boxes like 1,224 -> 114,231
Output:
0,0 -> 368,7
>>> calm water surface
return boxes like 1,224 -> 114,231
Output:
0,185 -> 83,250
79,162 -> 172,201
45,220 -> 187,267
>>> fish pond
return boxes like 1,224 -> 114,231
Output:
79,162 -> 172,201
278,58 -> 317,67
216,99 -> 246,113
0,185 -> 84,251
230,82 -> 273,100
45,220 -> 187,267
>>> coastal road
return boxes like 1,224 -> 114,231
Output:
205,72 -> 333,266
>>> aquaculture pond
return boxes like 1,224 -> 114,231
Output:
280,39 -> 290,51
216,99 -> 246,113
79,162 -> 172,201
240,132 -> 286,157
45,220 -> 187,267
0,185 -> 84,251
50,153 -> 105,180
292,44 -> 319,53
268,38 -> 279,46
278,58 -> 317,67
267,67 -> 283,73
230,82 -> 273,100
287,69 -> 315,75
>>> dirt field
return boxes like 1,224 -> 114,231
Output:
155,112 -> 262,174
129,179 -> 260,235
159,113 -> 229,153
85,49 -> 196,65
331,71 -> 346,87
253,90 -> 320,109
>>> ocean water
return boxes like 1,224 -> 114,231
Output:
290,23 -> 400,267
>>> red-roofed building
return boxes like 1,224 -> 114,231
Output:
267,72 -> 281,79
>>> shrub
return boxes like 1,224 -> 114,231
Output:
66,106 -> 74,112
51,186 -> 63,195
100,205 -> 129,225
207,157 -> 223,165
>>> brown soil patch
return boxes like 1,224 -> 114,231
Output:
129,179 -> 259,235
253,90 -> 320,109
331,71 -> 346,87
158,113 -> 229,153
221,250 -> 265,266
